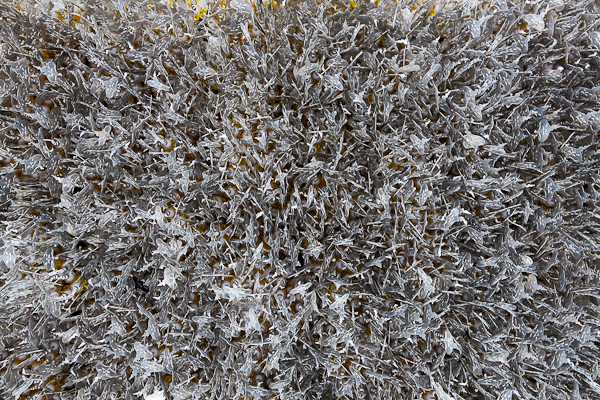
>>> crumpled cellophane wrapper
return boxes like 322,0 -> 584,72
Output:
1,0 -> 599,398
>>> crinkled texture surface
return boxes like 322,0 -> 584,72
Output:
1,0 -> 600,399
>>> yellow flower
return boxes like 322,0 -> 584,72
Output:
191,0 -> 208,19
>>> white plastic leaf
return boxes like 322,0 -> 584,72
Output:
444,330 -> 461,355
146,390 -> 166,400
463,133 -> 486,149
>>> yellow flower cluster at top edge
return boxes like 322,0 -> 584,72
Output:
37,0 -> 465,29
38,0 -> 471,34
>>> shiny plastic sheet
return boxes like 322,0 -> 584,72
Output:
1,0 -> 600,399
